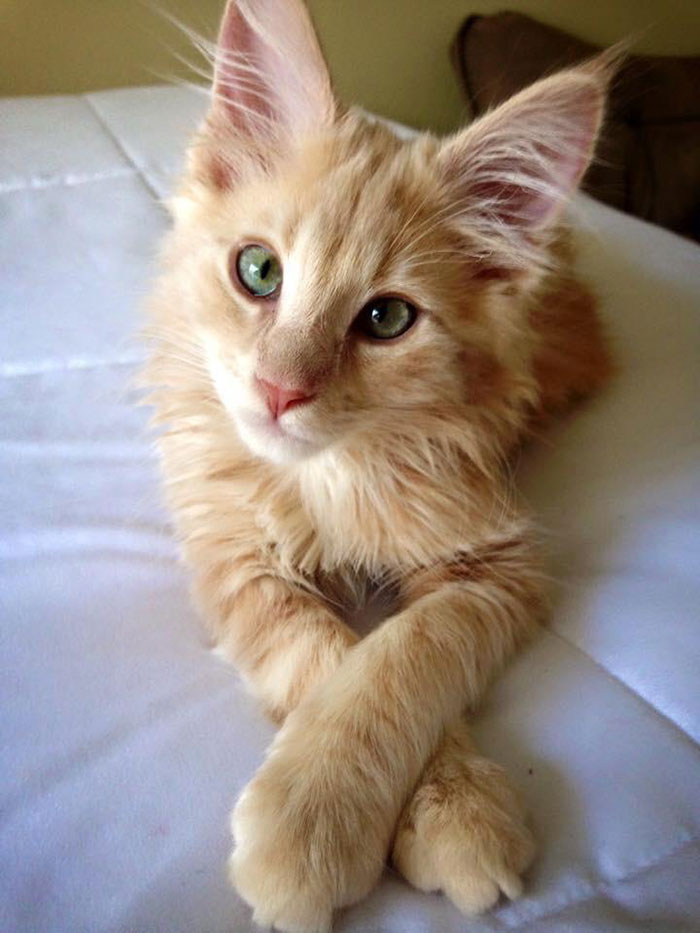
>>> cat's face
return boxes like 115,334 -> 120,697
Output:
188,122 -> 500,464
166,0 -> 608,465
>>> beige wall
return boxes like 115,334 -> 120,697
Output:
2,0 -> 700,133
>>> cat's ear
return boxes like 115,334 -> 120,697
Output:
438,56 -> 614,275
199,0 -> 335,185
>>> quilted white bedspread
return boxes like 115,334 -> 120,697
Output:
1,85 -> 699,932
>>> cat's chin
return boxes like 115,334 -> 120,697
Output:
234,410 -> 322,465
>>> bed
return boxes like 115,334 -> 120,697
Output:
1,85 -> 699,932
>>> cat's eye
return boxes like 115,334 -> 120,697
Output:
354,297 -> 417,340
234,244 -> 282,298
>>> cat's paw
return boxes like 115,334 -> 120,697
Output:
231,810 -> 332,933
229,723 -> 389,931
230,787 -> 332,933
391,754 -> 535,915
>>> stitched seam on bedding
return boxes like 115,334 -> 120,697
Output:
549,627 -> 699,751
0,355 -> 142,378
83,95 -> 162,201
508,834 -> 700,930
0,167 -> 138,194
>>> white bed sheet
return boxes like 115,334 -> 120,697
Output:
1,85 -> 699,932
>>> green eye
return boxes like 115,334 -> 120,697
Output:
355,297 -> 417,340
235,244 -> 282,298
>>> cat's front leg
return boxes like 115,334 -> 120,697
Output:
207,574 -> 358,722
392,718 -> 535,915
230,534 -> 543,931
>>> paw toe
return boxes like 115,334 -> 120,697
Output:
251,902 -> 332,933
444,870 -> 501,915
493,867 -> 523,902
391,828 -> 439,893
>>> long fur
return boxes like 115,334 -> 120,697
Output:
143,2 -> 614,929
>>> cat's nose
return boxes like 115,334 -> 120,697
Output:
256,377 -> 316,419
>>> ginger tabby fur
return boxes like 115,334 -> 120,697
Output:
144,1 -> 614,929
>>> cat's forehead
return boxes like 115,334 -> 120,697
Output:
263,122 -> 449,303
234,119 -> 442,257
290,122 -> 438,235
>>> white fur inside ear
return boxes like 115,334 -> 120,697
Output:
212,0 -> 336,141
439,64 -> 609,271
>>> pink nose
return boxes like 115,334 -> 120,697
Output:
256,377 -> 316,419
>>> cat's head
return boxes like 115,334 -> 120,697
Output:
164,0 -> 611,465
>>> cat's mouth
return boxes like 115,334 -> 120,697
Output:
247,410 -> 305,441
234,408 -> 321,464
204,345 -> 323,463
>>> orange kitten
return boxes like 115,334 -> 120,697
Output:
144,1 -> 613,929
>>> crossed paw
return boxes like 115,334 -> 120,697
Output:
230,722 -> 534,932
391,751 -> 535,916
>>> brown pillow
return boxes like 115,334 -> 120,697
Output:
451,11 -> 700,242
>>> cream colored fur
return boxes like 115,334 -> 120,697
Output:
143,1 -> 615,929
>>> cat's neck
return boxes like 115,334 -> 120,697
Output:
292,432 -> 517,576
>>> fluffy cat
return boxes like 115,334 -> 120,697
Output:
144,1 -> 614,929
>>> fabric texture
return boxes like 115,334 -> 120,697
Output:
451,11 -> 700,243
1,85 -> 699,932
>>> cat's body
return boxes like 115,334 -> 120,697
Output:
145,1 -> 613,929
